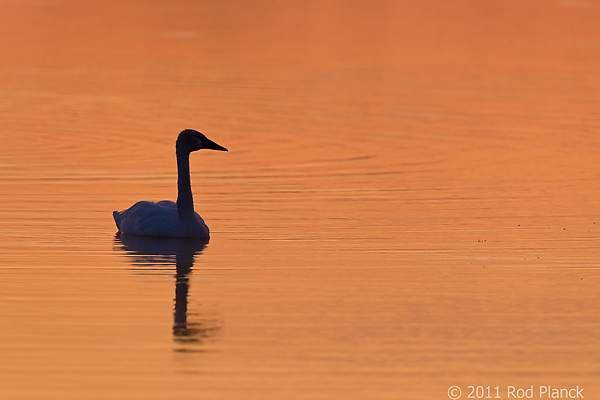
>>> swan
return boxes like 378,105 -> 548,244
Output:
113,129 -> 227,239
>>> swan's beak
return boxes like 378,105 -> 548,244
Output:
202,137 -> 228,151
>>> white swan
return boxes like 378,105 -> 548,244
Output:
113,129 -> 227,239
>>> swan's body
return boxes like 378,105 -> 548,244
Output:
113,200 -> 208,238
113,129 -> 227,239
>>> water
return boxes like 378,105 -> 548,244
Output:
1,1 -> 600,399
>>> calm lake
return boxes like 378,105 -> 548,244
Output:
1,1 -> 600,399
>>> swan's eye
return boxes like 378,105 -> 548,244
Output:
194,133 -> 202,139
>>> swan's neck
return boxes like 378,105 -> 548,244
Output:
176,149 -> 195,219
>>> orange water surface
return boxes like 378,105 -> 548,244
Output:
1,1 -> 600,399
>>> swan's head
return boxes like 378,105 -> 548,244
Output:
177,129 -> 228,153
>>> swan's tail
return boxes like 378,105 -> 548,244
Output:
113,210 -> 123,231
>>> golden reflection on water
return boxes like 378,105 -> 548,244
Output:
1,1 -> 600,399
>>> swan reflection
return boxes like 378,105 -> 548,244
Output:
113,233 -> 221,347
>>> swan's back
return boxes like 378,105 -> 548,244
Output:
113,201 -> 209,238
